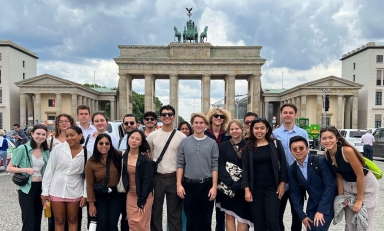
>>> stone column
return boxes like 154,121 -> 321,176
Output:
225,74 -> 236,117
344,96 -> 352,129
72,94 -> 78,118
337,95 -> 343,128
288,98 -> 292,104
126,74 -> 133,114
296,97 -> 301,117
90,99 -> 94,113
201,74 -> 211,114
20,94 -> 26,126
248,74 -> 261,115
169,74 -> 179,124
301,96 -> 307,118
144,74 -> 155,113
118,74 -> 127,118
317,94 -> 323,125
94,100 -> 98,112
35,93 -> 41,122
56,93 -> 62,115
77,95 -> 82,106
352,95 -> 358,128
26,94 -> 33,124
264,101 -> 270,120
82,96 -> 87,105
110,100 -> 116,121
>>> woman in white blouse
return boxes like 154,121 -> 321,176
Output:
41,126 -> 88,231
86,112 -> 119,153
48,114 -> 76,150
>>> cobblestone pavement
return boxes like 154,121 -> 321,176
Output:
1,159 -> 383,231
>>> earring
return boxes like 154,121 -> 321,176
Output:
337,141 -> 342,147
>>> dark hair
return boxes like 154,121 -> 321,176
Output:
13,124 -> 20,128
289,135 -> 308,148
123,114 -> 137,122
320,126 -> 365,165
243,112 -> 258,121
66,126 -> 85,144
280,103 -> 298,113
246,118 -> 274,150
30,124 -> 49,151
159,105 -> 175,115
177,121 -> 193,136
90,133 -> 121,172
126,129 -> 151,160
143,111 -> 157,120
77,105 -> 91,115
54,114 -> 76,138
92,112 -> 109,123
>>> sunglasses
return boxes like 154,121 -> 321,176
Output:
291,146 -> 306,152
161,113 -> 174,117
145,117 -> 156,121
98,142 -> 110,146
244,120 -> 254,125
123,121 -> 135,126
213,114 -> 225,119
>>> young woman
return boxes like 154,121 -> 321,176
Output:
48,114 -> 76,149
41,126 -> 88,231
177,121 -> 193,137
241,118 -> 287,231
85,133 -> 124,231
121,129 -> 154,231
86,112 -> 119,153
217,120 -> 251,231
320,126 -> 379,231
7,124 -> 50,231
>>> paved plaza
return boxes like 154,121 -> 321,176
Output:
1,159 -> 383,231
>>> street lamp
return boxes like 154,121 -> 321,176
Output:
322,88 -> 330,126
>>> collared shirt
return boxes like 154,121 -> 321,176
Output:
78,124 -> 96,141
42,142 -> 88,198
361,133 -> 374,146
296,155 -> 309,180
273,124 -> 309,165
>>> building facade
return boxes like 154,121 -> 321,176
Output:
341,42 -> 384,128
0,40 -> 37,129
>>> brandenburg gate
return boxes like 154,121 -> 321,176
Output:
114,43 -> 266,119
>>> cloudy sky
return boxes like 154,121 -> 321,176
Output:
2,0 -> 384,120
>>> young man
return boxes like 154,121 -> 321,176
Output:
148,105 -> 186,231
361,130 -> 375,160
118,113 -> 138,151
288,136 -> 337,231
273,103 -> 309,231
143,111 -> 158,137
177,112 -> 219,231
11,124 -> 28,147
243,112 -> 258,139
77,105 -> 96,139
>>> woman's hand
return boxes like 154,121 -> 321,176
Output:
80,197 -> 87,207
276,183 -> 285,199
245,188 -> 253,202
137,207 -> 145,216
41,195 -> 49,206
352,199 -> 363,212
89,203 -> 97,217
26,168 -> 37,175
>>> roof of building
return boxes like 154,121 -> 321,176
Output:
340,42 -> 384,60
0,40 -> 38,59
262,89 -> 286,94
91,87 -> 116,93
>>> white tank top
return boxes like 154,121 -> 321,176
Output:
31,155 -> 44,177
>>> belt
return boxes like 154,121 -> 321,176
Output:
184,177 -> 212,184
156,172 -> 176,178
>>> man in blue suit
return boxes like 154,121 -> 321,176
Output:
287,136 -> 337,231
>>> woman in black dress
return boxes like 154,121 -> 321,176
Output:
217,120 -> 251,231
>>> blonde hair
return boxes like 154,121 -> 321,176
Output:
226,120 -> 244,136
206,107 -> 231,130
190,112 -> 209,125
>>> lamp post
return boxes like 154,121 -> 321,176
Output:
322,88 -> 330,127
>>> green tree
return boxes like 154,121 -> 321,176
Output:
82,83 -> 105,88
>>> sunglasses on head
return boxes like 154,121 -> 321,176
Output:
98,142 -> 110,146
145,117 -> 156,121
161,113 -> 174,117
213,114 -> 225,119
291,146 -> 306,152
123,121 -> 135,126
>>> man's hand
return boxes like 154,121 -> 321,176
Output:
302,217 -> 313,230
314,212 -> 325,227
177,184 -> 185,199
208,186 -> 217,201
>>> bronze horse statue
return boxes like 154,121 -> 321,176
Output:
200,26 -> 208,43
174,26 -> 181,42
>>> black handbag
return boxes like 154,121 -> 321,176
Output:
93,158 -> 110,194
12,145 -> 31,186
151,129 -> 176,173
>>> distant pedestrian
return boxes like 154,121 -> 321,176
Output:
0,129 -> 9,174
177,121 -> 193,137
242,112 -> 258,140
143,111 -> 158,137
11,124 -> 28,147
361,130 -> 375,160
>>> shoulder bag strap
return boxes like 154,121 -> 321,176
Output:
83,146 -> 88,172
229,139 -> 242,158
84,134 -> 91,147
155,129 -> 177,165
24,145 -> 32,167
49,136 -> 54,152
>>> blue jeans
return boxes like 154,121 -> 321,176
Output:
0,150 -> 7,172
363,145 -> 373,160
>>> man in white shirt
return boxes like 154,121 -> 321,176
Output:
118,114 -> 138,151
76,105 -> 96,142
361,130 -> 375,160
147,105 -> 186,231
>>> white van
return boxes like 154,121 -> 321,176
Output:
338,129 -> 366,153
107,121 -> 125,140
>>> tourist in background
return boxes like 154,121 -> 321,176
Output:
0,129 -> 9,174
320,126 -> 379,231
242,118 -> 287,231
217,120 -> 251,231
48,114 -> 76,149
242,112 -> 258,140
178,121 -> 193,137
85,133 -> 124,231
41,126 -> 88,231
11,123 -> 28,147
7,124 -> 50,231
142,111 -> 158,137
361,130 -> 375,161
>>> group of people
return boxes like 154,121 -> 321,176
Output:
5,102 -> 380,231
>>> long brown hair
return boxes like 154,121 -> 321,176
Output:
54,114 -> 75,138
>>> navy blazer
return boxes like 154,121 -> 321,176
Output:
287,154 -> 337,229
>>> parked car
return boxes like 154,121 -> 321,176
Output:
373,128 -> 384,158
5,131 -> 15,144
338,129 -> 366,153
107,121 -> 125,139
0,139 -> 16,167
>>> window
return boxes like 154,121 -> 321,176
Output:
47,116 -> 55,120
23,61 -> 25,68
0,53 -> 2,60
0,90 -> 2,103
353,63 -> 355,69
0,69 -> 1,84
375,114 -> 382,128
48,99 -> 56,107
377,70 -> 382,86
377,55 -> 383,63
353,75 -> 355,82
375,91 -> 382,105
23,73 -> 25,79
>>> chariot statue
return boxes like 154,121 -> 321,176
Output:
173,7 -> 208,43
174,26 -> 181,42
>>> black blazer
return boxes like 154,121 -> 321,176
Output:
121,152 -> 154,208
241,139 -> 287,193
